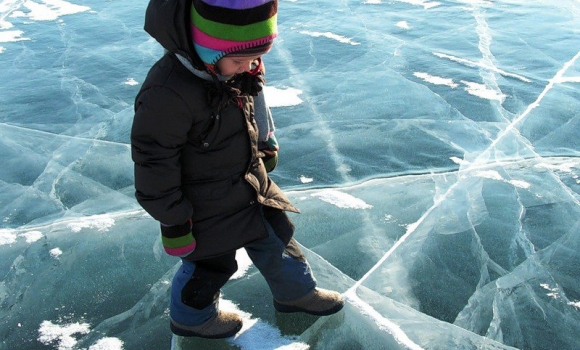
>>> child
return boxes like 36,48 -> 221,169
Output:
131,0 -> 344,339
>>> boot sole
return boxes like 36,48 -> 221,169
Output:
273,299 -> 344,316
170,321 -> 242,339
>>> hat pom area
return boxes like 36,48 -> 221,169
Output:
190,0 -> 278,66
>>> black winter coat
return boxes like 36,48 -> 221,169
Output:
131,0 -> 298,260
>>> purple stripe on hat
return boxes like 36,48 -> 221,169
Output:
200,0 -> 274,10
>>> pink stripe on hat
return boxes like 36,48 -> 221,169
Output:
192,25 -> 277,53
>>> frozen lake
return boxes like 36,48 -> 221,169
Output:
1,0 -> 580,349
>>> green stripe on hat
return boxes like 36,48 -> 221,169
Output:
192,7 -> 277,42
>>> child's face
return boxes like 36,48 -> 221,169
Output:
217,54 -> 262,76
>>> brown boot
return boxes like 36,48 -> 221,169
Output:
170,311 -> 243,339
273,288 -> 344,316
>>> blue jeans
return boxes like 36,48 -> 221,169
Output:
170,208 -> 316,327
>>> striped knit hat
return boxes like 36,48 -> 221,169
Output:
191,0 -> 278,69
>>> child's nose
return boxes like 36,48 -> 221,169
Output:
240,62 -> 252,73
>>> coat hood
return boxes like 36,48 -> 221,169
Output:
144,0 -> 205,69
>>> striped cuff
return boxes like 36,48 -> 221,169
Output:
160,220 -> 196,257
162,233 -> 197,257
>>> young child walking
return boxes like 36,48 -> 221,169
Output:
131,0 -> 344,339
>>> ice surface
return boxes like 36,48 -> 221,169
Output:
1,0 -> 580,349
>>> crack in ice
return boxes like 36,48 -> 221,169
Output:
345,4 -> 580,347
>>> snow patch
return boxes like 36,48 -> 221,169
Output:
20,230 -> 43,243
395,0 -> 441,9
0,229 -> 17,245
0,30 -> 29,43
557,76 -> 580,83
264,86 -> 303,107
396,21 -> 410,29
461,80 -> 506,102
231,249 -> 253,279
536,161 -> 578,173
38,320 -> 90,350
509,179 -> 531,189
450,156 -> 468,165
299,31 -> 360,45
434,52 -> 531,83
88,337 -> 124,350
223,299 -> 309,349
11,0 -> 90,22
67,215 -> 115,232
414,72 -> 458,88
311,189 -> 373,209
50,248 -> 63,259
474,170 -> 503,181
124,78 -> 138,86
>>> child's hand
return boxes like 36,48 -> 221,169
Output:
160,219 -> 196,257
266,133 -> 279,151
262,149 -> 278,172
260,134 -> 279,172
